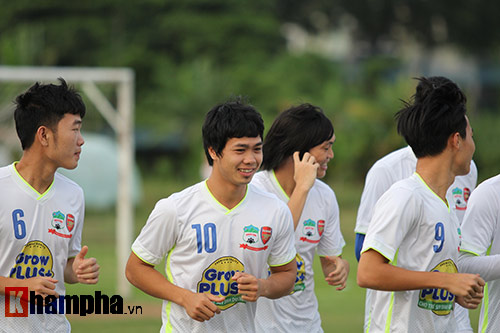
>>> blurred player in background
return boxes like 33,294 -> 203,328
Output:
253,103 -> 349,332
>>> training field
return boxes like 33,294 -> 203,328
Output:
66,178 -> 481,332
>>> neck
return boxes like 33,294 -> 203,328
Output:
206,174 -> 247,210
415,155 -> 455,203
273,158 -> 295,197
16,152 -> 57,194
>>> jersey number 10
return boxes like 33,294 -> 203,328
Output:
192,223 -> 217,253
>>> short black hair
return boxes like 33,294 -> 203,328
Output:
395,76 -> 467,158
14,78 -> 86,150
202,98 -> 264,166
262,103 -> 334,171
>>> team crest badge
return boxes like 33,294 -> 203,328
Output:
452,187 -> 467,210
302,219 -> 316,237
318,220 -> 325,237
300,219 -> 321,244
242,225 -> 259,244
261,226 -> 272,245
51,211 -> 65,230
463,187 -> 471,202
240,225 -> 268,251
66,214 -> 75,232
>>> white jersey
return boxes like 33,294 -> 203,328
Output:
252,171 -> 345,333
362,173 -> 461,333
0,163 -> 84,333
131,181 -> 296,333
355,147 -> 476,332
355,146 -> 477,234
460,174 -> 500,333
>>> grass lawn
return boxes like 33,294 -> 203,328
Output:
66,178 -> 481,332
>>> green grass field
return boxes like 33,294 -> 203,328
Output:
65,178 -> 482,332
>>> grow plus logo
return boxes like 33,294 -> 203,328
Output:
4,288 -> 142,317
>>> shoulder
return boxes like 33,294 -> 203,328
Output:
371,147 -> 415,170
0,164 -> 11,181
156,181 -> 203,209
474,174 -> 500,198
311,179 -> 336,201
248,184 -> 288,211
54,172 -> 84,197
251,170 -> 272,189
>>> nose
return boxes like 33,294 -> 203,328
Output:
327,146 -> 334,159
78,132 -> 85,146
243,150 -> 260,165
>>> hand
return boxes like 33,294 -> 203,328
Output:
182,292 -> 225,322
293,152 -> 318,192
456,294 -> 483,309
26,276 -> 59,300
232,272 -> 261,302
322,256 -> 349,290
73,245 -> 100,284
446,273 -> 484,298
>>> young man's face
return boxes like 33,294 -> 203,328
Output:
46,113 -> 85,170
455,116 -> 475,176
210,136 -> 262,187
308,134 -> 335,179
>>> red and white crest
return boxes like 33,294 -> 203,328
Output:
66,214 -> 75,232
261,226 -> 272,245
318,220 -> 325,237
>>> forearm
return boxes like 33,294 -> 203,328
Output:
287,186 -> 309,230
64,258 -> 78,284
0,276 -> 24,295
125,253 -> 191,306
261,261 -> 297,299
459,251 -> 500,282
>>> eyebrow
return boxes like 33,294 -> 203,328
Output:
233,141 -> 263,148
73,119 -> 83,125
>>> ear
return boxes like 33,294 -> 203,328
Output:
36,126 -> 51,147
208,146 -> 218,162
449,132 -> 461,151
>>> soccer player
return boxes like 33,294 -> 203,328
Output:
458,174 -> 500,332
354,146 -> 478,332
253,103 -> 349,332
125,99 -> 297,332
357,76 -> 485,332
0,79 -> 100,332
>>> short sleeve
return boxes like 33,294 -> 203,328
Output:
131,197 -> 180,265
460,181 -> 500,256
267,202 -> 296,267
355,164 -> 397,234
68,188 -> 85,259
361,186 -> 419,262
317,189 -> 345,257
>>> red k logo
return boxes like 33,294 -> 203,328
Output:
5,287 -> 29,317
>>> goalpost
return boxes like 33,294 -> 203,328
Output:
0,66 -> 135,298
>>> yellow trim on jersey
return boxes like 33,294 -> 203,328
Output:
164,245 -> 176,333
272,169 -> 289,200
481,283 -> 489,333
12,162 -> 55,200
204,180 -> 248,214
268,254 -> 296,267
384,292 -> 395,332
360,246 -> 394,263
459,248 -> 481,256
414,172 -> 450,212
131,248 -> 156,266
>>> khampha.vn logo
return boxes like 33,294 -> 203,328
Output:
4,288 -> 142,317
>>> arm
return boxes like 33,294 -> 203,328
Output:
459,251 -> 500,282
320,255 -> 349,290
288,152 -> 318,230
126,252 -> 224,322
357,249 -> 484,304
232,259 -> 296,301
0,276 -> 59,298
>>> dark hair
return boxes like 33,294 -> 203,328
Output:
395,76 -> 467,158
261,103 -> 334,171
14,78 -> 86,150
202,98 -> 264,166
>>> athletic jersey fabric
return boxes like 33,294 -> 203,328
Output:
252,170 -> 345,333
131,181 -> 296,333
0,163 -> 84,332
